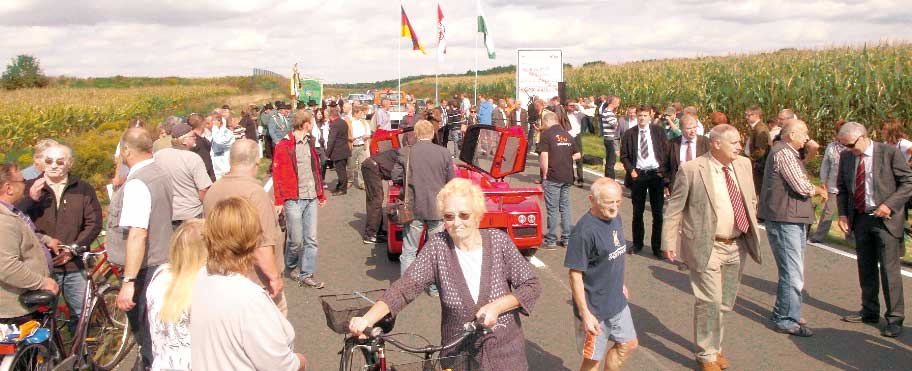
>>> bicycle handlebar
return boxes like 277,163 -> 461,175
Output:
59,244 -> 106,257
361,319 -> 487,354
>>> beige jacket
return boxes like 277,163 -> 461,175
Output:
661,154 -> 764,272
0,205 -> 50,318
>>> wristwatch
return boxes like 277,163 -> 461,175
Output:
122,276 -> 137,284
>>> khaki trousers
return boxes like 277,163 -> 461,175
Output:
689,239 -> 746,363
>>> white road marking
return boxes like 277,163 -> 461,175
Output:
528,256 -> 546,268
531,152 -> 912,278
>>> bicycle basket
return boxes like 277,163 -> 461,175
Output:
319,289 -> 386,334
389,354 -> 480,371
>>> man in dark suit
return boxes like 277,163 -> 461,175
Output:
325,106 -> 352,195
666,114 -> 710,192
510,102 -> 528,131
391,120 -> 454,292
620,106 -> 669,257
836,121 -> 912,338
744,105 -> 770,195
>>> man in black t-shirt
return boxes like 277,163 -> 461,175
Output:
538,112 -> 581,249
565,178 -> 638,371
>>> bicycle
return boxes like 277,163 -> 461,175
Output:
320,290 -> 489,371
341,318 -> 488,371
1,244 -> 134,371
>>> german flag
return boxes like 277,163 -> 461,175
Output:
401,5 -> 426,54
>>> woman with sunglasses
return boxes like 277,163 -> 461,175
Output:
349,178 -> 542,370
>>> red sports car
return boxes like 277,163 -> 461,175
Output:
370,125 -> 543,260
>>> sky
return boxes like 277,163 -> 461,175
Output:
1,0 -> 910,84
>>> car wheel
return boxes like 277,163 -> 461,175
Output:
520,248 -> 538,257
386,251 -> 400,261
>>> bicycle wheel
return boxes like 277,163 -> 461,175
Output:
83,286 -> 134,370
340,338 -> 379,371
9,343 -> 52,371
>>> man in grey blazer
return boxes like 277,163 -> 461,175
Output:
662,124 -> 763,371
836,121 -> 912,338
391,120 -> 454,292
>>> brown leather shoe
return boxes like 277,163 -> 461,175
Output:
698,360 -> 722,371
715,353 -> 729,370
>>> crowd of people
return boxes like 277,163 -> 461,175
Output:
0,90 -> 910,371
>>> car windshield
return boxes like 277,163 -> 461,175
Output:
381,93 -> 401,101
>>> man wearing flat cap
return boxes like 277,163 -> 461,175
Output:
153,122 -> 212,227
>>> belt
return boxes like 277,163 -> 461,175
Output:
636,168 -> 659,174
353,143 -> 365,147
714,235 -> 741,244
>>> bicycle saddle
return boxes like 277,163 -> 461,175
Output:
19,290 -> 57,309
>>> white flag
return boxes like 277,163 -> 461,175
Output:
437,4 -> 447,63
477,0 -> 495,59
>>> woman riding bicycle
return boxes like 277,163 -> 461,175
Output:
349,178 -> 542,370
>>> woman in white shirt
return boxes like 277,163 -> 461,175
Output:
191,197 -> 306,371
559,104 -> 586,187
881,120 -> 912,162
209,113 -> 235,179
348,105 -> 372,189
146,219 -> 207,371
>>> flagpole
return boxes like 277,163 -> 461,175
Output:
474,29 -> 478,106
398,1 -> 402,111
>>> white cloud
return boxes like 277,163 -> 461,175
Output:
0,0 -> 909,83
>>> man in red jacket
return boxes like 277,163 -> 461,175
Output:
273,111 -> 327,289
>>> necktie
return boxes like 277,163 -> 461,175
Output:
723,166 -> 750,233
685,140 -> 693,162
854,154 -> 866,213
639,130 -> 649,159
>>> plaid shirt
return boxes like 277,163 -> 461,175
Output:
772,144 -> 815,196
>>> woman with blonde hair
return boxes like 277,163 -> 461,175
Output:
190,197 -> 306,371
145,219 -> 207,371
350,178 -> 541,370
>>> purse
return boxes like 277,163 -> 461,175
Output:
385,146 -> 414,225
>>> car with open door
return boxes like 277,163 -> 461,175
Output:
370,125 -> 542,260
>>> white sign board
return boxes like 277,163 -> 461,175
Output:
516,49 -> 563,105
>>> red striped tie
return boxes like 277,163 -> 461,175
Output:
723,166 -> 750,233
854,155 -> 866,213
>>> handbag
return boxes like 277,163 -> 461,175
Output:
385,146 -> 414,225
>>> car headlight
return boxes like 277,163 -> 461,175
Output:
517,215 -> 526,224
527,214 -> 536,224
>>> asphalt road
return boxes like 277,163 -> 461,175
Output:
119,155 -> 912,371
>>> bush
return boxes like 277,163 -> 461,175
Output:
2,55 -> 49,90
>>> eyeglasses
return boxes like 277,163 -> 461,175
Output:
442,212 -> 473,222
44,158 -> 66,166
844,136 -> 863,148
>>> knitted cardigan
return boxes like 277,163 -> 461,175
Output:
381,228 -> 541,370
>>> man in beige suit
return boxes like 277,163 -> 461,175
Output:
662,125 -> 764,371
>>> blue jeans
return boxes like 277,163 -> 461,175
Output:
54,270 -> 87,332
766,221 -> 808,330
284,198 -> 319,278
402,219 -> 442,294
543,180 -> 572,245
401,219 -> 443,276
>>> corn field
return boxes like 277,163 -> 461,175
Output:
404,44 -> 912,139
0,85 -> 238,149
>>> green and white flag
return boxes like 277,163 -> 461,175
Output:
477,0 -> 495,59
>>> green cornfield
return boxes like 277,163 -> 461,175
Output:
403,43 -> 912,139
0,84 -> 238,149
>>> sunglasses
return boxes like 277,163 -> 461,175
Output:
844,136 -> 863,148
442,212 -> 473,222
44,158 -> 66,166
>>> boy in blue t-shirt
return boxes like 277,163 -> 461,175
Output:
564,177 -> 638,371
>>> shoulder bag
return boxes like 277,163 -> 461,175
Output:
385,146 -> 415,225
